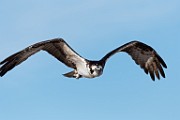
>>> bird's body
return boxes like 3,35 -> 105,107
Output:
0,38 -> 167,81
64,60 -> 103,79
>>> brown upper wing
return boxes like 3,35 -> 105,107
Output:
101,41 -> 167,80
0,38 -> 85,77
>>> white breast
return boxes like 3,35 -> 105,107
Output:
67,55 -> 93,78
76,61 -> 93,78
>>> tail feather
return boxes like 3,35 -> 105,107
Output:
63,70 -> 82,79
63,71 -> 75,78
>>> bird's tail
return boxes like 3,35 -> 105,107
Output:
63,71 -> 76,78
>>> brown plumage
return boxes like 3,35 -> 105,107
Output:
0,38 -> 84,76
101,41 -> 167,80
0,38 -> 167,80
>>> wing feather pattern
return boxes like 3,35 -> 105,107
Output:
0,38 -> 84,77
101,41 -> 167,80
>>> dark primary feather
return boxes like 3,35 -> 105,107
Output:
101,41 -> 167,80
0,38 -> 167,81
0,38 -> 84,77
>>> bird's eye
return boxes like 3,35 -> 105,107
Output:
90,68 -> 94,74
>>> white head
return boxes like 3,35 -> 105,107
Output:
88,63 -> 103,77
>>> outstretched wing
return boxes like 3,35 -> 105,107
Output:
101,41 -> 167,80
0,38 -> 85,77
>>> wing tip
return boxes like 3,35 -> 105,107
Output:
152,71 -> 166,81
155,53 -> 167,69
145,64 -> 166,81
0,67 -> 7,77
0,72 -> 5,77
150,72 -> 155,81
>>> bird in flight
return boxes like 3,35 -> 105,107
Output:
0,38 -> 167,81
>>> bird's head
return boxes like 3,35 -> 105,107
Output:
88,62 -> 103,77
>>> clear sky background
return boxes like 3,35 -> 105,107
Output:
0,0 -> 179,120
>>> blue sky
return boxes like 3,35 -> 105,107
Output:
0,0 -> 179,120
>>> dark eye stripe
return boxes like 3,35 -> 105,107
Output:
90,68 -> 94,74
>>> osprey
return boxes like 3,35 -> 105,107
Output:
0,38 -> 167,81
